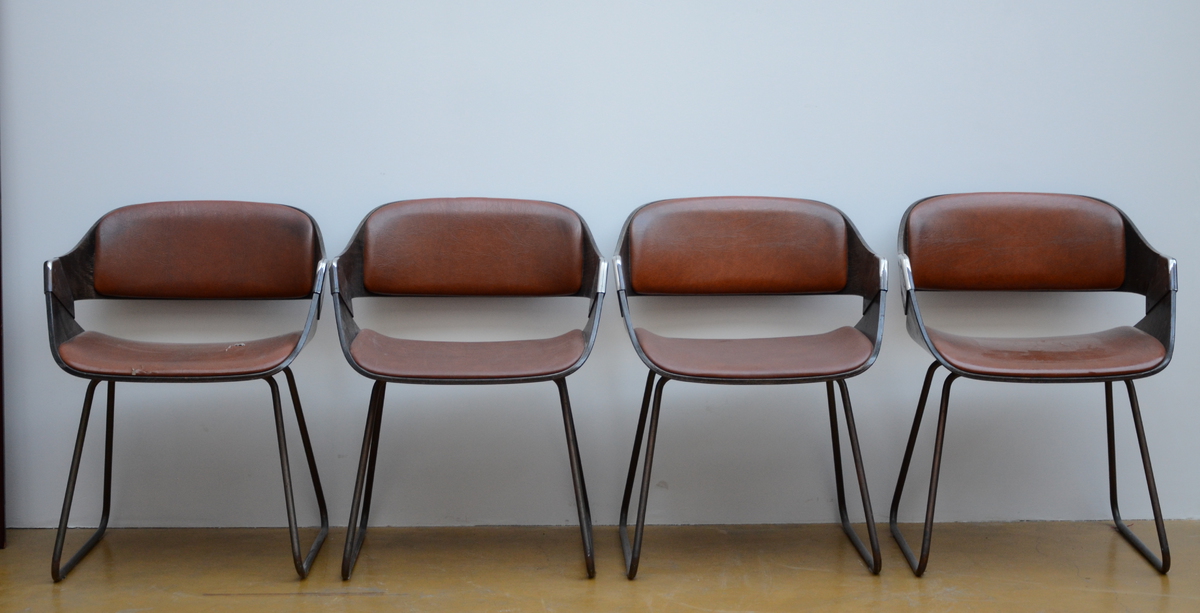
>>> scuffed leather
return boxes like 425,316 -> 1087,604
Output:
362,198 -> 583,296
907,193 -> 1125,290
349,329 -> 586,379
58,331 -> 302,377
628,197 -> 848,294
634,326 -> 872,379
93,201 -> 317,299
925,326 -> 1165,378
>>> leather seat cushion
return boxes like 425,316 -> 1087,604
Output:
925,326 -> 1165,378
349,328 -> 586,379
634,326 -> 873,379
58,331 -> 301,377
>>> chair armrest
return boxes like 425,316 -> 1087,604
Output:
851,259 -> 887,355
45,259 -> 76,318
1130,254 -> 1176,356
329,256 -> 364,348
45,259 -> 86,353
583,257 -> 607,329
570,257 -> 607,374
841,221 -> 885,303
1121,222 -> 1177,308
44,227 -> 100,353
330,237 -> 368,314
840,223 -> 887,357
295,260 -> 326,348
898,254 -> 944,361
1118,218 -> 1176,357
612,255 -> 665,376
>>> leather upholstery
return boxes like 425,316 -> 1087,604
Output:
628,197 -> 848,294
58,331 -> 302,377
906,193 -> 1126,290
349,329 -> 586,379
94,201 -> 318,299
362,198 -> 584,296
925,326 -> 1165,378
634,327 -> 873,379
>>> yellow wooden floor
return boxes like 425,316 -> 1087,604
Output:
1,522 -> 1197,611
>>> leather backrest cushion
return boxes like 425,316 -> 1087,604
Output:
629,197 -> 848,294
906,193 -> 1125,290
93,201 -> 318,299
362,198 -> 584,296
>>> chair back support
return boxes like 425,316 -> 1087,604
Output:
361,198 -> 584,296
627,197 -> 848,294
93,201 -> 318,299
905,193 -> 1126,291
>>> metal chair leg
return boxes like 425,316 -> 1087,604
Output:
1107,380 -> 1170,573
826,379 -> 882,574
342,380 -> 386,580
618,370 -> 656,575
890,363 -> 957,576
267,373 -> 328,579
554,378 -> 596,578
281,368 -> 330,577
619,372 -> 667,579
51,379 -> 113,582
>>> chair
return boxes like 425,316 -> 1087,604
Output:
613,196 -> 887,579
890,192 -> 1176,576
331,197 -> 605,579
45,200 -> 329,581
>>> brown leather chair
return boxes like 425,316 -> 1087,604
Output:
45,200 -> 329,581
613,196 -> 887,579
331,197 -> 605,580
890,192 -> 1176,576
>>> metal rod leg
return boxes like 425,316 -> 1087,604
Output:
619,370 -> 656,576
890,363 -> 956,577
827,380 -> 881,574
624,376 -> 668,580
268,375 -> 325,579
273,368 -> 329,578
342,380 -> 386,580
52,379 -> 114,582
1107,380 -> 1170,573
889,362 -> 938,572
554,378 -> 595,578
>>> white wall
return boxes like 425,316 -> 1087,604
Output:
3,1 -> 1198,529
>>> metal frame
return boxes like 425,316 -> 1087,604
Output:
44,204 -> 330,581
889,194 -> 1177,576
330,199 -> 605,580
613,198 -> 887,579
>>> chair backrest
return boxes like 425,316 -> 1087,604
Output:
93,200 -> 319,299
904,193 -> 1126,291
625,196 -> 849,294
360,197 -> 585,296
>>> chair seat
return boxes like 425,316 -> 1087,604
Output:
349,328 -> 586,380
925,325 -> 1166,378
634,326 -> 873,379
57,331 -> 302,377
